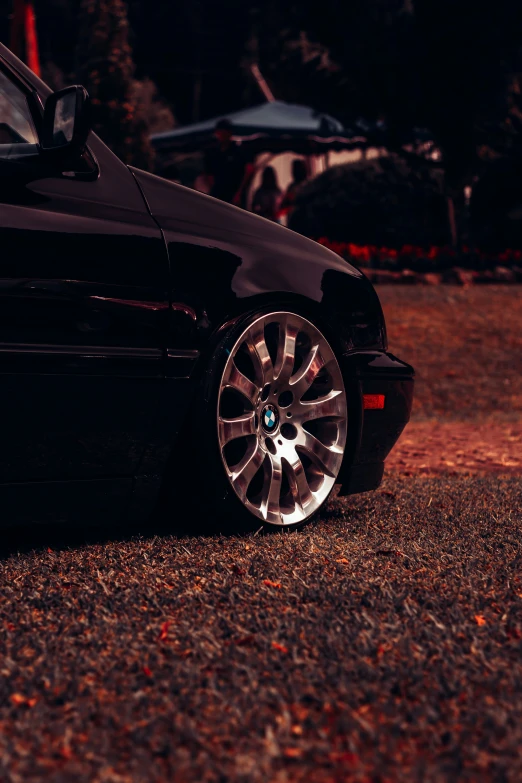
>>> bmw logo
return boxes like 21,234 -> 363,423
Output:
261,403 -> 279,433
264,410 -> 276,428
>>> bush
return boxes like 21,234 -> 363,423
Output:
290,154 -> 450,248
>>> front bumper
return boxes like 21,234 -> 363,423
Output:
337,351 -> 414,495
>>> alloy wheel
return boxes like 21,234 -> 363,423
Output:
217,312 -> 348,526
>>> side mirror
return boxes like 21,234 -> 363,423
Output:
40,86 -> 91,157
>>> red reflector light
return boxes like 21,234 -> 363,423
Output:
363,394 -> 385,410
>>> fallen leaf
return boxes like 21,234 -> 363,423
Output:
263,579 -> 282,589
329,751 -> 359,764
272,641 -> 289,654
283,748 -> 302,758
158,621 -> 170,641
475,615 -> 487,626
10,693 -> 33,706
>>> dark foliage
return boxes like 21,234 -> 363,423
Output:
19,1 -> 522,177
291,154 -> 449,246
471,159 -> 522,251
3,1 -> 522,236
76,0 -> 153,169
276,0 -> 522,184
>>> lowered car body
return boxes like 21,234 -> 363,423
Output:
0,42 -> 413,530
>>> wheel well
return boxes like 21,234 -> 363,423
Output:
189,293 -> 363,478
191,292 -> 346,383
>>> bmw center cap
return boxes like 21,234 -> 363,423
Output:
261,403 -> 279,433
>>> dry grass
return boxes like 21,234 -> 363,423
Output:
1,286 -> 522,782
1,476 -> 522,782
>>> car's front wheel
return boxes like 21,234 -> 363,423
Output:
183,309 -> 348,532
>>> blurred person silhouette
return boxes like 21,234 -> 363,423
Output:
204,118 -> 254,206
279,158 -> 308,220
251,165 -> 282,222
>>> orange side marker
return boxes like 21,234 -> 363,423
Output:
363,394 -> 385,410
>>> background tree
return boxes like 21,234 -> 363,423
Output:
4,0 -> 522,246
247,0 -> 522,245
76,0 -> 153,169
125,0 -> 250,125
271,0 -> 522,186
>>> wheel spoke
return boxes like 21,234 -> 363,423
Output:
299,390 -> 344,421
290,343 -> 324,399
273,318 -> 298,383
261,453 -> 283,523
223,361 -> 258,406
244,324 -> 273,386
284,451 -> 313,511
231,441 -> 264,500
218,411 -> 256,445
297,431 -> 342,478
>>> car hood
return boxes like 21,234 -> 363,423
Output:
129,167 -> 363,281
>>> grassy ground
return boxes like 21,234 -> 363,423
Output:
377,285 -> 522,422
1,286 -> 521,782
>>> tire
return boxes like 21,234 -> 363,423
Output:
165,309 -> 348,533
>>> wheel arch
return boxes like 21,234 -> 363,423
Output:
189,279 -> 384,383
188,291 -> 365,485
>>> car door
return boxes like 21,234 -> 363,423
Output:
0,61 -> 170,524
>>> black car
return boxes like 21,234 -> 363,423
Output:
0,43 -> 414,531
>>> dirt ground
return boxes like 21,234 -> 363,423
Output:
387,420 -> 522,475
378,285 -> 522,475
379,285 -> 522,423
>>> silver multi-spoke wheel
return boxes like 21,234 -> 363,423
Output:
217,312 -> 348,527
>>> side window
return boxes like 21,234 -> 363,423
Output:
0,68 -> 38,158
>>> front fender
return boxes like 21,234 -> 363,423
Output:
130,168 -> 387,357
